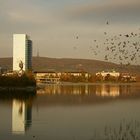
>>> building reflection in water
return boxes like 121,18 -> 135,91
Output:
37,84 -> 132,98
38,84 -> 93,95
12,99 -> 32,134
96,84 -> 120,97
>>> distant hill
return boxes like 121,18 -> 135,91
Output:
0,57 -> 140,75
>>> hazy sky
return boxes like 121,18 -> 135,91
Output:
0,0 -> 140,64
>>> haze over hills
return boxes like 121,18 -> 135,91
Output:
0,57 -> 140,75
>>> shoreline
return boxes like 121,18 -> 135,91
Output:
37,82 -> 140,86
0,86 -> 36,92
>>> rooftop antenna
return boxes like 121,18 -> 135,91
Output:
37,48 -> 40,57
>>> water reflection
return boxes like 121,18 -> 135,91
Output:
0,90 -> 36,100
12,99 -> 32,134
0,84 -> 140,140
96,84 -> 120,97
37,84 -> 137,98
37,84 -> 96,95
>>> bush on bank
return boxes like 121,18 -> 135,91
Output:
0,72 -> 36,87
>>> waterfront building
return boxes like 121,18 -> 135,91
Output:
34,71 -> 60,83
34,71 -> 90,83
13,34 -> 32,71
62,71 -> 90,78
96,70 -> 120,78
120,73 -> 136,82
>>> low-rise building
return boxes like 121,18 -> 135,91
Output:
61,71 -> 90,78
120,73 -> 136,82
34,71 -> 60,83
96,70 -> 120,78
34,71 -> 58,78
34,71 -> 90,83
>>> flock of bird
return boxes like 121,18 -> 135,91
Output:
74,21 -> 140,65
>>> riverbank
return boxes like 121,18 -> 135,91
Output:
37,81 -> 140,86
0,86 -> 36,92
0,73 -> 36,87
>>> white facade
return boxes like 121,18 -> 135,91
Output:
96,71 -> 120,78
13,34 -> 32,71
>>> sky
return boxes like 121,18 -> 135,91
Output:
0,0 -> 140,64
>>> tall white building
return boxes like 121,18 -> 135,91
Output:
13,34 -> 32,71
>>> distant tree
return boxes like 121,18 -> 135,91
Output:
95,74 -> 103,82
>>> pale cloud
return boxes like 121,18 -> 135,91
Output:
7,11 -> 50,24
64,0 -> 140,22
0,0 -> 140,64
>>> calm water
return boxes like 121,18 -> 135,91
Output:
0,83 -> 140,140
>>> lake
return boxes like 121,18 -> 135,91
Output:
0,83 -> 140,140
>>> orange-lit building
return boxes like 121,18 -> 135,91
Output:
96,70 -> 120,78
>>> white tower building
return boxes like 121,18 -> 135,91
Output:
13,34 -> 32,71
